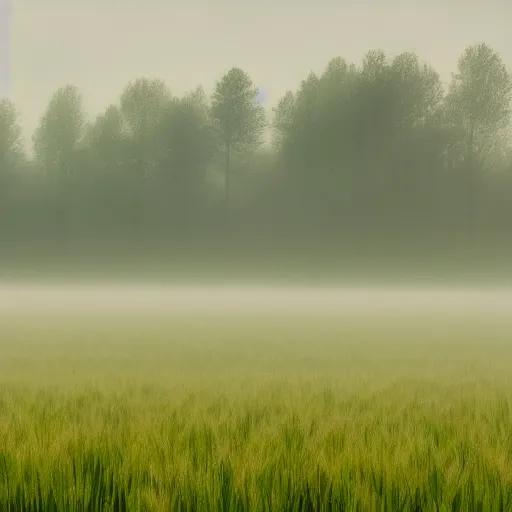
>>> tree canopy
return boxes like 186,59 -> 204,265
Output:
2,43 -> 512,276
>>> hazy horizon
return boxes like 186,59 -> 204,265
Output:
2,283 -> 512,320
4,5 -> 512,503
8,0 -> 512,147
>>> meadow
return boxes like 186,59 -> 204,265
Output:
1,286 -> 512,511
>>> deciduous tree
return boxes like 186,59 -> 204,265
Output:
211,67 -> 266,206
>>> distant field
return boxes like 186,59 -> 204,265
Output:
1,286 -> 512,511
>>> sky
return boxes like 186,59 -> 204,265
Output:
6,0 -> 512,147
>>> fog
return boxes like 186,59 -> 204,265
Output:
3,7 -> 512,507
2,284 -> 512,319
2,0 -> 512,283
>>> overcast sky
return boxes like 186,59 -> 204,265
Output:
6,0 -> 512,146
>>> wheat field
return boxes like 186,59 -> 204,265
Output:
1,286 -> 512,511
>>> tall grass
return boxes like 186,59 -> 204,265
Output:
1,312 -> 512,510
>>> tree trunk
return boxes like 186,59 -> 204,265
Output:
466,120 -> 476,251
225,141 -> 231,208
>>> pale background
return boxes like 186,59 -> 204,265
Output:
7,0 -> 512,148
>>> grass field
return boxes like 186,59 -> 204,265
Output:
2,288 -> 512,511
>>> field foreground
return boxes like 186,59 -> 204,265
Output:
1,286 -> 512,511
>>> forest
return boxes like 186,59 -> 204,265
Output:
1,42 -> 511,277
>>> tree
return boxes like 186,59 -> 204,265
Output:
32,85 -> 86,246
32,85 -> 85,176
156,86 -> 215,201
444,43 -> 511,171
272,90 -> 295,151
0,98 -> 24,173
120,78 -> 171,177
211,67 -> 266,206
118,78 -> 171,240
350,53 -> 443,197
275,72 -> 322,191
81,104 -> 129,240
444,43 -> 512,242
84,104 -> 126,171
140,88 -> 216,241
0,99 -> 25,238
387,52 -> 443,129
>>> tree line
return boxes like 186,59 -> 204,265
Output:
1,42 -> 512,275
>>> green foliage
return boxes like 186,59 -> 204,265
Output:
157,88 -> 215,193
0,99 -> 24,172
444,43 -> 511,171
211,67 -> 266,153
32,85 -> 85,175
0,99 -> 25,237
272,90 -> 295,150
120,78 -> 171,139
3,41 -> 512,271
84,105 -> 126,169
119,78 -> 172,177
210,67 -> 266,205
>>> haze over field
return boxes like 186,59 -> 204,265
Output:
2,284 -> 512,320
4,3 -> 512,509
3,0 -> 512,281
2,286 -> 512,510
